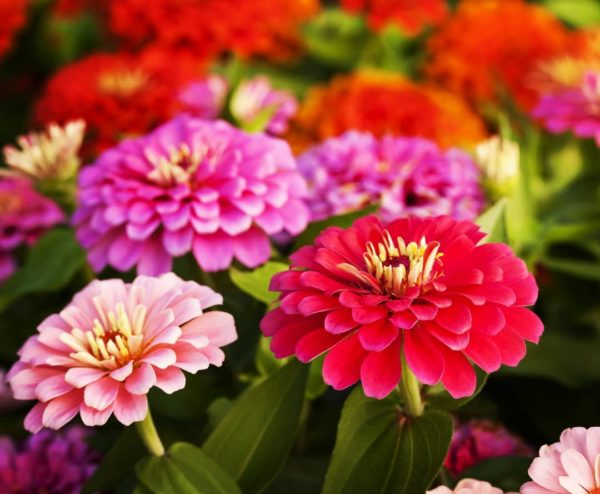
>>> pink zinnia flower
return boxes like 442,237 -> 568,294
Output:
0,177 -> 64,281
8,273 -> 237,432
74,115 -> 309,274
445,419 -> 533,476
428,479 -> 514,494
179,75 -> 229,120
522,426 -> 600,494
533,71 -> 600,146
260,215 -> 542,399
297,131 -> 484,223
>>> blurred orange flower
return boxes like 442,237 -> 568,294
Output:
287,71 -> 486,152
107,0 -> 319,61
35,47 -> 204,156
0,0 -> 27,60
425,0 -> 572,110
340,0 -> 447,34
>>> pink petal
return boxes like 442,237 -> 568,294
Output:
439,348 -> 476,399
174,345 -> 210,373
435,302 -> 472,334
80,403 -> 113,427
324,309 -> 358,334
503,307 -> 544,343
154,367 -> 186,394
560,449 -> 594,488
322,334 -> 367,391
193,232 -> 234,271
41,389 -> 83,430
84,377 -> 120,410
181,311 -> 237,347
113,389 -> 148,426
360,338 -> 402,399
358,320 -> 399,351
35,375 -> 73,402
295,329 -> 346,362
65,367 -> 109,388
24,403 -> 46,433
125,364 -> 157,395
140,348 -> 177,369
403,329 -> 444,385
232,227 -> 271,268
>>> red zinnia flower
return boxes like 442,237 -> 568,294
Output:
34,47 -> 205,156
261,216 -> 542,399
0,0 -> 27,60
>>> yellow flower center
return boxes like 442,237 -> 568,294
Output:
338,230 -> 443,296
145,143 -> 206,186
60,302 -> 147,369
98,69 -> 148,97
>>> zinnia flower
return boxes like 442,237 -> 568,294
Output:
428,479 -> 513,494
533,71 -> 600,146
8,273 -> 237,431
260,215 -> 542,399
0,427 -> 98,493
74,115 -> 309,275
425,0 -> 572,110
0,0 -> 27,60
288,71 -> 486,152
298,131 -> 483,223
179,75 -> 229,120
0,177 -> 64,281
522,426 -> 600,494
34,48 -> 205,156
3,120 -> 85,182
340,0 -> 447,34
445,420 -> 533,476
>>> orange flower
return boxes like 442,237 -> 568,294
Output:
340,0 -> 447,34
425,0 -> 572,110
287,71 -> 486,152
34,47 -> 204,156
107,0 -> 319,61
0,0 -> 27,60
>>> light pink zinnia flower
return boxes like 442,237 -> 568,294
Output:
428,479 -> 514,494
73,115 -> 309,274
8,273 -> 237,432
522,426 -> 600,494
533,71 -> 600,146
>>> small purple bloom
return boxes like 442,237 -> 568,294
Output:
0,427 -> 98,493
297,131 -> 484,223
179,75 -> 229,120
74,115 -> 309,274
533,71 -> 600,146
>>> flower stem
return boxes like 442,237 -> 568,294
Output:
399,360 -> 424,417
136,409 -> 165,457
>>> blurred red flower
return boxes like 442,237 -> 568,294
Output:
0,0 -> 27,60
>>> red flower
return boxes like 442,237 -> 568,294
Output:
261,216 -> 542,399
34,47 -> 205,156
0,0 -> 27,60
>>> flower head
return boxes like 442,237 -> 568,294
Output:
34,48 -> 205,156
428,479 -> 513,494
8,273 -> 237,432
179,75 -> 229,120
0,427 -> 98,493
3,120 -> 85,182
230,76 -> 298,135
522,426 -> 600,494
0,178 -> 64,281
445,420 -> 533,476
0,0 -> 27,60
298,131 -> 483,222
261,215 -> 542,399
475,136 -> 520,199
425,0 -> 572,110
74,115 -> 309,275
340,0 -> 447,34
288,71 -> 486,152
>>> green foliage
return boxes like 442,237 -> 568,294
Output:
426,368 -> 489,411
543,0 -> 600,26
229,262 -> 288,305
457,456 -> 532,493
476,199 -> 508,244
323,388 -> 453,494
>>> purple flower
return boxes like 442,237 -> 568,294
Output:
74,115 -> 309,274
0,177 -> 64,281
297,131 -> 484,223
533,71 -> 600,145
0,427 -> 98,493
179,75 -> 229,120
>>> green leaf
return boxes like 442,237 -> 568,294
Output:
136,442 -> 241,494
133,485 -> 154,494
541,257 -> 600,281
475,199 -> 508,244
543,0 -> 600,26
322,388 -> 453,494
293,205 -> 377,249
203,360 -> 310,493
426,368 -> 488,411
457,456 -> 532,492
229,262 -> 288,305
0,228 -> 86,311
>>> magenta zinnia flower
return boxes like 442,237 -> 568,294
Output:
445,419 -> 533,476
0,427 -> 97,494
522,427 -> 600,494
8,273 -> 237,432
74,115 -> 309,274
260,215 -> 542,399
0,177 -> 64,281
297,131 -> 484,223
179,75 -> 229,120
428,479 -> 514,494
533,71 -> 600,146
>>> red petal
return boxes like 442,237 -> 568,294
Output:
436,302 -> 472,334
470,304 -> 506,335
492,328 -> 526,366
390,311 -> 417,329
358,320 -> 399,351
360,338 -> 402,399
352,305 -> 388,324
296,329 -> 346,362
300,271 -> 348,294
403,329 -> 444,385
502,307 -> 543,343
270,271 -> 303,291
457,283 -> 516,306
260,307 -> 290,337
387,299 -> 412,311
299,295 -> 340,316
426,322 -> 470,350
410,302 -> 438,321
270,317 -> 321,358
281,290 -> 317,314
504,275 -> 538,306
324,309 -> 358,334
440,348 -> 477,399
465,332 -> 501,372
322,334 -> 367,390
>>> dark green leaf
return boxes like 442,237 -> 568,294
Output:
541,257 -> 600,281
457,456 -> 532,492
293,205 -> 377,249
322,388 -> 453,494
476,199 -> 508,244
136,442 -> 241,494
426,368 -> 488,411
265,457 -> 328,494
229,262 -> 288,305
203,360 -> 309,493
0,228 -> 86,311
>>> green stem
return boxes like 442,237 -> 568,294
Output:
136,409 -> 165,457
399,360 -> 424,417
